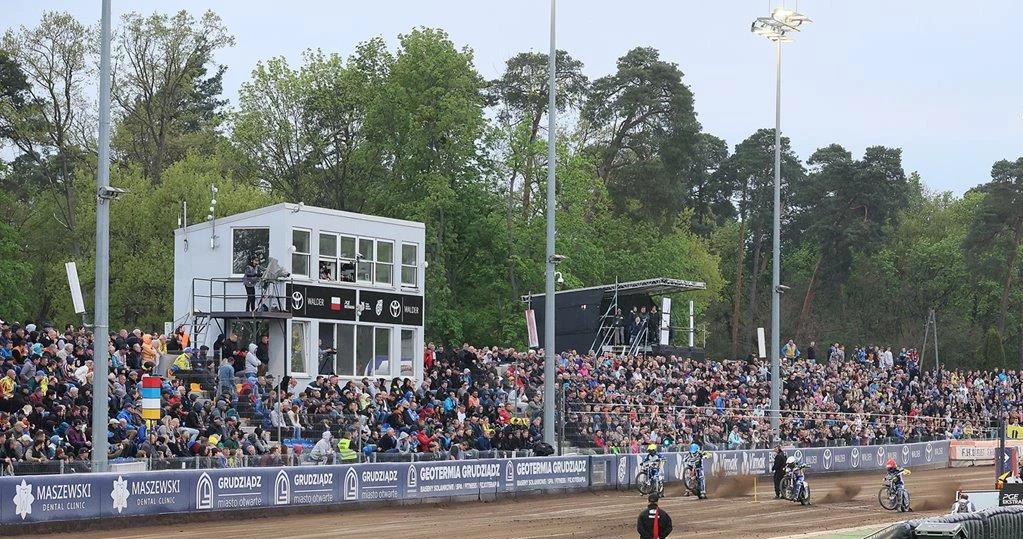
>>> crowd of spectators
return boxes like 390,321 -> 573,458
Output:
0,314 -> 1018,475
561,343 -> 1013,452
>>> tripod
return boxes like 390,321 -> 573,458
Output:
257,279 -> 285,312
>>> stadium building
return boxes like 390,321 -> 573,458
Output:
172,202 -> 426,384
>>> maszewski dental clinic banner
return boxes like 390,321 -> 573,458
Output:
0,444 -> 948,525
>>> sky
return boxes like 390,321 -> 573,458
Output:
4,0 -> 1022,195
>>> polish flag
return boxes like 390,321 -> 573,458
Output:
331,297 -> 341,311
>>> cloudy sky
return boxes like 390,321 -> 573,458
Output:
6,0 -> 1022,194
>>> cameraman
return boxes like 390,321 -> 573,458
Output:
637,494 -> 672,539
244,257 -> 260,312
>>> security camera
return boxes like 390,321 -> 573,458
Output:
550,254 -> 566,263
97,186 -> 129,200
775,285 -> 791,294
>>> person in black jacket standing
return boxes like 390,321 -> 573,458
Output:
772,445 -> 787,498
637,494 -> 672,539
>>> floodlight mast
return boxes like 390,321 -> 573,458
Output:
750,5 -> 810,437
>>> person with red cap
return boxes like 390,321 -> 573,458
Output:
637,493 -> 672,539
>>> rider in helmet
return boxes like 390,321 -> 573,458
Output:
642,443 -> 665,484
686,442 -> 711,498
885,458 -> 913,512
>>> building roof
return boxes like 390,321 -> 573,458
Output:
175,202 -> 425,234
523,278 -> 706,300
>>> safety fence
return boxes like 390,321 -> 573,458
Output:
866,505 -> 1023,539
3,449 -> 540,477
0,440 -> 949,526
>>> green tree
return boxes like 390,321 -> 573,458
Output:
112,9 -> 234,184
490,50 -> 587,216
964,157 -> 1023,336
233,40 -> 389,209
980,327 -> 1006,371
0,11 -> 95,256
790,144 -> 908,340
715,129 -> 802,358
581,47 -> 704,229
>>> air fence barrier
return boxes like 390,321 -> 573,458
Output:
865,506 -> 1023,539
0,440 -> 949,527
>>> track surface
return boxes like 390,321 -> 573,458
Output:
47,466 -> 993,539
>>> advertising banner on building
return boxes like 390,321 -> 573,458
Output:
287,284 -> 357,321
358,290 -> 423,326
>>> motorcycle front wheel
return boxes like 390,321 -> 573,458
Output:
878,486 -> 896,510
780,477 -> 793,500
636,473 -> 653,495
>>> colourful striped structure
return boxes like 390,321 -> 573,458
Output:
141,375 -> 161,420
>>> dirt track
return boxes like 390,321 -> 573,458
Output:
47,465 -> 994,539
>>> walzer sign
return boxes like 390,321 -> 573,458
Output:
0,443 -> 948,525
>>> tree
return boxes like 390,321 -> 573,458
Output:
980,327 -> 1006,371
0,11 -> 95,256
964,157 -> 1023,336
490,50 -> 587,215
234,40 -> 389,209
715,129 -> 803,358
790,144 -> 908,340
581,47 -> 704,229
112,10 -> 234,183
363,28 -> 492,342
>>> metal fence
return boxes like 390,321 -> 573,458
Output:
4,448 -> 539,476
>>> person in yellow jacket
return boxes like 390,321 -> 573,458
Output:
336,431 -> 358,462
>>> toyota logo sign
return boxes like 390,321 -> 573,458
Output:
390,300 -> 401,318
291,291 -> 304,311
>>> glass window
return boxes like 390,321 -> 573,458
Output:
400,329 -> 415,377
339,236 -> 357,260
318,259 -> 336,281
292,229 -> 310,277
401,243 -> 418,288
356,325 -> 373,377
319,233 -> 337,257
337,324 -> 355,376
374,327 -> 391,377
376,241 -> 393,285
318,322 -> 335,375
231,228 -> 269,274
291,321 -> 307,375
357,239 -> 374,283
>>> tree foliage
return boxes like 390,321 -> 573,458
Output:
0,9 -> 1020,368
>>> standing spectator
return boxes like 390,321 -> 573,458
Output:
218,357 -> 237,405
256,335 -> 270,377
781,340 -> 800,360
772,446 -> 787,498
244,258 -> 260,312
806,342 -> 816,362
244,344 -> 260,380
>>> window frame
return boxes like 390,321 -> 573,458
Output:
400,242 -> 419,289
230,227 -> 270,276
290,320 -> 309,377
291,228 -> 312,278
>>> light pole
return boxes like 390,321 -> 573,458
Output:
543,0 -> 557,449
750,6 -> 810,435
92,0 -> 113,473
